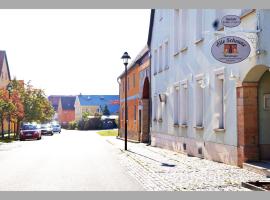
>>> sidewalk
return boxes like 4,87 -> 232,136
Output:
104,136 -> 270,191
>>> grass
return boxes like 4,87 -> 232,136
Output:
0,133 -> 18,143
96,130 -> 118,137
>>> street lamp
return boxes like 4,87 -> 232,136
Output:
121,52 -> 131,150
6,82 -> 13,139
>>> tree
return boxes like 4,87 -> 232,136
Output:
102,105 -> 110,116
82,111 -> 91,120
0,89 -> 16,138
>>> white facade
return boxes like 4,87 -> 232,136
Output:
150,9 -> 270,165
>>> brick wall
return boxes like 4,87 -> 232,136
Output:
237,83 -> 259,166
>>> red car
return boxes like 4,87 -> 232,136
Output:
20,124 -> 42,141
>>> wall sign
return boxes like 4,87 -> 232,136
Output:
222,15 -> 241,28
211,36 -> 251,64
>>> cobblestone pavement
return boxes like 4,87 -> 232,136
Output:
104,136 -> 270,191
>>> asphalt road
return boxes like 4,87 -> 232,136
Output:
0,130 -> 143,191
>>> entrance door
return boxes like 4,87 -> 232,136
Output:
259,71 -> 270,160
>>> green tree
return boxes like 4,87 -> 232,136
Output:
82,111 -> 91,120
102,105 -> 110,116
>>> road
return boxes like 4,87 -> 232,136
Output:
0,130 -> 143,191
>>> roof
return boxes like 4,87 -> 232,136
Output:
147,9 -> 155,47
60,96 -> 76,110
118,45 -> 149,79
48,95 -> 75,111
77,95 -> 119,114
0,51 -> 11,80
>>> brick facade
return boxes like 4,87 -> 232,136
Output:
237,83 -> 259,166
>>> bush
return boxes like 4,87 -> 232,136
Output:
68,121 -> 77,130
84,117 -> 103,130
61,122 -> 69,129
77,119 -> 85,130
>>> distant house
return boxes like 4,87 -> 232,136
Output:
0,51 -> 11,89
74,95 -> 119,121
0,50 -> 17,134
57,96 -> 76,124
48,95 -> 62,111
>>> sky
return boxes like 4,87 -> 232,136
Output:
0,9 -> 150,96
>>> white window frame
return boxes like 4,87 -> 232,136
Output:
173,9 -> 180,55
173,84 -> 180,125
153,49 -> 158,75
164,40 -> 169,70
180,9 -> 188,51
214,68 -> 226,131
180,79 -> 188,126
195,9 -> 204,43
158,44 -> 163,73
194,74 -> 205,128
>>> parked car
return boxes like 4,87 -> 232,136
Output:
20,124 -> 42,141
40,124 -> 53,135
52,124 -> 61,133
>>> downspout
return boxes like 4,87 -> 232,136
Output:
148,51 -> 152,145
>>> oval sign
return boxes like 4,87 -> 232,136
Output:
211,36 -> 251,64
222,15 -> 241,28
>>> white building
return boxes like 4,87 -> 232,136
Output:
148,9 -> 270,166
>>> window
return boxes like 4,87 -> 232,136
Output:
133,73 -> 136,88
180,82 -> 188,125
195,9 -> 203,42
173,86 -> 180,125
153,95 -> 157,120
195,78 -> 204,127
134,105 -> 136,120
174,9 -> 180,54
215,73 -> 225,129
180,9 -> 188,50
159,45 -> 163,72
154,49 -> 158,74
215,9 -> 224,30
164,41 -> 169,69
159,9 -> 163,21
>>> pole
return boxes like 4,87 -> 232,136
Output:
8,91 -> 11,139
124,63 -> 128,150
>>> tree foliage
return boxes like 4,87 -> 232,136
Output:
102,105 -> 110,116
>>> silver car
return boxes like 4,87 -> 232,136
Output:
52,124 -> 61,133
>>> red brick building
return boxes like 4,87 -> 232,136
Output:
118,46 -> 150,142
57,96 -> 76,125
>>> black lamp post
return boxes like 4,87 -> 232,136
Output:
121,52 -> 131,151
6,82 -> 13,139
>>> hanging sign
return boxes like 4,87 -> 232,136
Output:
211,36 -> 251,64
222,15 -> 241,28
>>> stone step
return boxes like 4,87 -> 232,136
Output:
243,161 -> 270,177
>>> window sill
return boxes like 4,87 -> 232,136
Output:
213,128 -> 225,133
173,51 -> 180,56
158,119 -> 163,123
194,126 -> 204,130
194,38 -> 204,45
180,124 -> 188,128
180,47 -> 188,53
173,123 -> 179,128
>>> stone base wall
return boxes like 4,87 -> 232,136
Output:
119,128 -> 140,142
151,132 -> 238,166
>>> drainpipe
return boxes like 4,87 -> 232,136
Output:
148,51 -> 152,145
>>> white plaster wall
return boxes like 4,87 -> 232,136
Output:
150,9 -> 269,147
